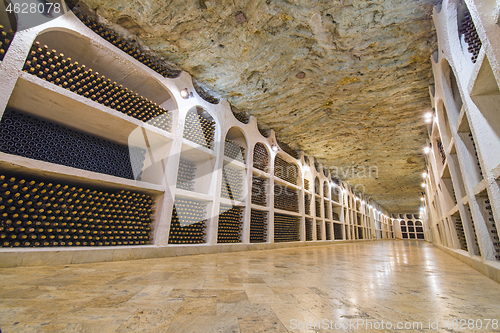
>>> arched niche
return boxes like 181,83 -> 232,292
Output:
224,127 -> 247,164
323,181 -> 329,197
253,142 -> 269,172
331,186 -> 340,202
408,221 -> 414,226
400,220 -> 406,226
34,29 -> 176,108
415,221 -> 423,226
314,177 -> 320,195
183,106 -> 216,150
303,170 -> 312,192
314,161 -> 320,173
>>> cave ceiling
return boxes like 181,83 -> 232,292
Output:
74,0 -> 440,212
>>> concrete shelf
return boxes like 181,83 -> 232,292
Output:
0,152 -> 165,195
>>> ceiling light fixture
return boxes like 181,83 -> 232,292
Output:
271,145 -> 279,153
423,146 -> 431,154
422,172 -> 428,178
180,89 -> 189,99
424,112 -> 433,119
421,183 -> 426,188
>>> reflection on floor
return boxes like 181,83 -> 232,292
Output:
1,241 -> 500,332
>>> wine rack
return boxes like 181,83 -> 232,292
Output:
469,133 -> 484,178
274,185 -> 298,212
221,165 -> 244,201
0,24 -> 14,61
192,81 -> 219,104
334,223 -> 343,240
314,178 -> 320,195
316,222 -> 322,240
465,204 -> 481,255
168,198 -> 206,244
232,111 -> 249,124
277,140 -> 299,159
305,218 -> 313,241
176,159 -> 196,191
218,204 -> 243,243
326,223 -> 332,240
274,213 -> 300,243
0,172 -> 154,248
305,194 -> 311,216
304,179 -> 310,191
23,41 -> 172,129
72,7 -> 180,78
184,108 -> 215,150
253,143 -> 269,172
274,156 -> 298,185
332,211 -> 340,221
436,139 -> 446,165
323,183 -> 328,197
250,209 -> 267,243
323,200 -> 329,219
453,217 -> 468,251
315,198 -> 321,218
251,176 -> 267,206
224,139 -> 245,163
0,109 -> 146,180
481,198 -> 500,260
459,11 -> 482,63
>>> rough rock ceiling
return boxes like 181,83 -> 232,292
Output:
76,0 -> 439,212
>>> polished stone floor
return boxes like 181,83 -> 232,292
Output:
1,241 -> 500,332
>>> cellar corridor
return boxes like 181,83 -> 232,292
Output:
1,241 -> 499,332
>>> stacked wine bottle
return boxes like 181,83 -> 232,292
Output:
323,184 -> 328,197
218,204 -> 243,243
258,126 -> 268,138
334,223 -> 343,240
72,7 -> 180,78
332,211 -> 340,221
483,198 -> 500,260
465,205 -> 481,255
305,218 -> 313,241
436,140 -> 446,165
22,41 -> 173,130
233,112 -> 249,124
274,213 -> 300,243
183,110 -> 215,150
314,178 -> 320,195
224,139 -> 245,163
250,209 -> 267,243
0,173 -> 154,248
277,140 -> 299,159
315,198 -> 321,217
469,133 -> 484,178
316,222 -> 322,240
192,82 -> 220,105
221,165 -> 243,201
326,223 -> 332,240
176,159 -> 196,191
274,185 -> 298,213
323,200 -> 329,219
274,156 -> 298,185
304,179 -> 310,191
459,11 -> 482,63
251,176 -> 267,206
168,199 -> 206,244
304,194 -> 311,216
253,143 -> 269,172
0,24 -> 14,61
0,109 -> 145,180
